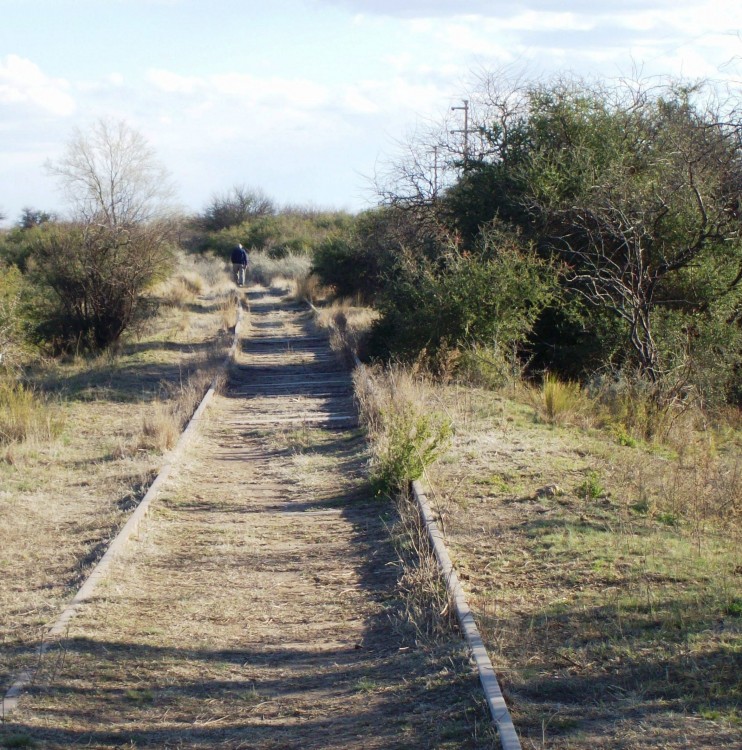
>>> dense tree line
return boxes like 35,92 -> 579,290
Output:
312,74 -> 742,407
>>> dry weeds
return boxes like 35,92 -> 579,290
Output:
0,254 -> 233,705
310,297 -> 379,362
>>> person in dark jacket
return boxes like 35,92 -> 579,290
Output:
230,243 -> 249,287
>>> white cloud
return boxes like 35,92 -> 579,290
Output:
147,68 -> 331,111
147,69 -> 200,94
495,10 -> 595,32
0,54 -> 76,116
342,86 -> 380,114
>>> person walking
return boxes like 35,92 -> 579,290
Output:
230,243 -> 249,287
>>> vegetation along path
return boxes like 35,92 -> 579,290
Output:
2,285 -> 493,749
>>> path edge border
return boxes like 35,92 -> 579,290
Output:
1,300 -> 245,718
348,350 -> 521,750
411,479 -> 522,750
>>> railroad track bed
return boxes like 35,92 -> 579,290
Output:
1,285 -> 495,749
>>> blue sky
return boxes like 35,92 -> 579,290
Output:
1,0 -> 741,225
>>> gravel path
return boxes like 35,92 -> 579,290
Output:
2,286 -> 493,749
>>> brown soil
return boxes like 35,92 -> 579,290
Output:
1,286 -> 495,748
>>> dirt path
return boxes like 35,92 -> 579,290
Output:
2,286 -> 493,749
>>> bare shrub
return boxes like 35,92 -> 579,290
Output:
31,222 -> 174,352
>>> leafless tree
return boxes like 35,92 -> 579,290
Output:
37,119 -> 177,351
47,118 -> 176,227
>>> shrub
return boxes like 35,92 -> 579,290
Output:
198,185 -> 275,232
28,222 -> 174,352
370,401 -> 452,496
353,364 -> 454,496
457,344 -> 527,390
311,235 -> 389,301
577,470 -> 605,499
0,263 -> 29,372
368,236 -> 557,367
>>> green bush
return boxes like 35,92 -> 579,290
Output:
371,403 -> 452,496
191,209 -> 355,260
0,263 -> 29,372
311,235 -> 389,301
368,232 -> 557,367
27,222 -> 173,352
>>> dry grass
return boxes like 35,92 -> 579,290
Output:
525,373 -> 592,427
158,273 -> 203,308
248,250 -> 312,287
313,297 -> 379,361
420,382 -> 741,749
0,255 -> 236,701
0,380 -> 64,447
293,271 -> 325,304
139,400 -> 181,452
216,289 -> 240,332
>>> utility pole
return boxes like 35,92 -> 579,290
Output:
450,99 -> 473,168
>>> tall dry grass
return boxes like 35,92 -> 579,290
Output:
217,289 -> 241,332
0,379 -> 64,449
248,251 -> 312,287
138,366 -> 217,452
293,273 -> 324,304
312,297 -> 378,361
525,372 -> 592,426
159,273 -> 204,308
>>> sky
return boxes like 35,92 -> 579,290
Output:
1,0 -> 741,225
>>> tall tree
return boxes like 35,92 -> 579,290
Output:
36,119 -> 176,351
47,118 -> 175,227
521,80 -> 742,386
